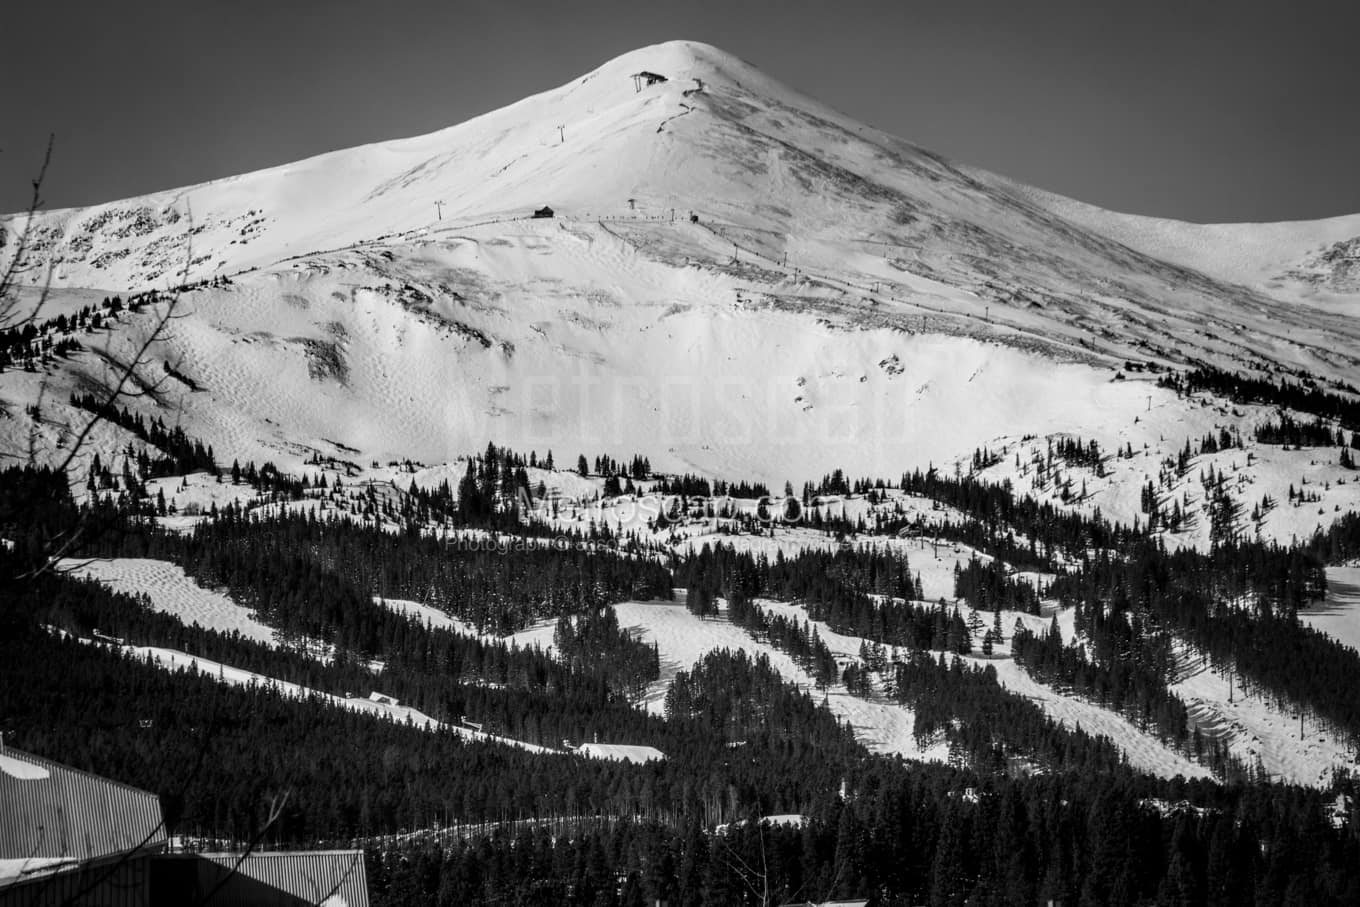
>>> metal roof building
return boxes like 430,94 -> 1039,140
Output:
154,851 -> 369,907
0,746 -> 166,868
1,746 -> 368,907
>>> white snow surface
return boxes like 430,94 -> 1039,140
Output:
756,598 -> 1211,781
0,858 -> 78,883
0,753 -> 51,781
962,656 -> 1211,781
49,562 -> 557,754
1170,642 -> 1356,787
575,743 -> 665,764
715,814 -> 809,835
1003,173 -> 1360,305
61,557 -> 277,645
1301,567 -> 1360,655
374,596 -> 483,637
611,595 -> 1213,778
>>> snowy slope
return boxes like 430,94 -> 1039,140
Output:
971,415 -> 1360,553
608,594 -> 1212,778
1300,566 -> 1360,656
1170,642 -> 1356,786
968,656 -> 1211,781
67,632 -> 554,754
53,546 -> 1353,782
5,41 -> 1360,506
1000,174 -> 1360,304
10,41 -> 1357,358
612,599 -> 947,762
375,595 -> 485,638
62,557 -> 277,644
754,598 -> 1210,780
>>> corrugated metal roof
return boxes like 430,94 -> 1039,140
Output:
159,851 -> 369,907
0,747 -> 165,864
0,850 -> 371,907
0,851 -> 153,907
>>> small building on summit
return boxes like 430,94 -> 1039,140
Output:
631,71 -> 668,92
532,206 -> 555,219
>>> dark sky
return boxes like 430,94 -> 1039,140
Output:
3,0 -> 1357,223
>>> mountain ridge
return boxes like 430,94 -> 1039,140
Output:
4,39 -> 1360,517
5,41 -> 1357,309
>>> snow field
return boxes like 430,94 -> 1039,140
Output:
375,596 -> 484,638
612,600 -> 949,762
93,637 -> 552,754
1300,566 -> 1360,655
754,599 -> 1211,780
974,402 -> 1360,554
1170,642 -> 1357,787
61,557 -> 277,645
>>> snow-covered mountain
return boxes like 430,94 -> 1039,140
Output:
4,40 -> 1360,504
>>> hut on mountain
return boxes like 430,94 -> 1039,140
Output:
631,71 -> 668,92
532,206 -> 555,219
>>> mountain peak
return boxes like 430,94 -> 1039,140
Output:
4,35 -> 1358,372
550,39 -> 812,121
595,40 -> 754,78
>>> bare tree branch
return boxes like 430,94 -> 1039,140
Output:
197,789 -> 293,907
0,135 -> 56,331
43,709 -> 222,907
6,199 -> 195,583
309,851 -> 362,907
3,143 -> 315,907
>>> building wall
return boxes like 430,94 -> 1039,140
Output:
0,853 -> 153,907
0,851 -> 370,907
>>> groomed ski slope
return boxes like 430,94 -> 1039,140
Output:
62,557 -> 277,645
1171,642 -> 1357,786
1300,566 -> 1360,656
375,595 -> 484,637
611,594 -> 1212,780
53,560 -> 555,754
66,556 -> 1353,783
753,599 -> 1212,781
611,599 -> 949,763
88,637 -> 553,754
